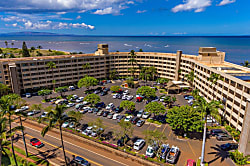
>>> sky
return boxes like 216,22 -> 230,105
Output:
0,0 -> 249,36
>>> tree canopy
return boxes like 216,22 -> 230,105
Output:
136,86 -> 156,99
145,102 -> 166,116
166,105 -> 204,134
38,89 -> 52,100
120,100 -> 135,111
22,42 -> 30,57
110,85 -> 121,92
83,94 -> 100,107
77,76 -> 98,90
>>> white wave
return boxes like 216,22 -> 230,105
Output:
80,43 -> 90,45
124,44 -> 132,47
136,47 -> 139,48
164,45 -> 170,48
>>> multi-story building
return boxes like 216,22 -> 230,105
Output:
0,44 -> 249,155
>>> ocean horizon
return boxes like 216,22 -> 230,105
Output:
0,35 -> 249,65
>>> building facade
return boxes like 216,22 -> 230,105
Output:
0,44 -> 249,155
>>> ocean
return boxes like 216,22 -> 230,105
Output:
0,36 -> 249,65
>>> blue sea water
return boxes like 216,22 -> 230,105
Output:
0,36 -> 249,65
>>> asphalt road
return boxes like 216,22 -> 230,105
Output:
12,121 -> 140,166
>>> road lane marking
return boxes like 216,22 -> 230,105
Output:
18,131 -> 102,166
21,124 -> 128,166
187,141 -> 196,157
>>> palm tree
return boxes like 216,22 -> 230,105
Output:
4,41 -> 8,48
109,69 -> 118,80
83,63 -> 91,76
191,89 -> 200,100
37,45 -> 42,49
208,73 -> 223,100
0,83 -> 10,97
46,61 -> 56,91
185,70 -> 195,86
41,104 -> 76,165
0,93 -> 23,166
128,50 -> 137,77
11,42 -> 14,48
240,60 -> 249,68
195,97 -> 223,164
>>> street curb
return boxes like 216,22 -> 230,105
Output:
24,119 -> 159,166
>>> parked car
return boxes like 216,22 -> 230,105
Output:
93,108 -> 99,114
26,93 -> 32,98
146,144 -> 159,158
166,146 -> 180,164
72,94 -> 78,99
27,110 -> 40,116
131,117 -> 140,124
159,95 -> 166,102
82,126 -> 93,136
76,97 -> 84,103
21,106 -> 29,111
184,96 -> 194,100
210,129 -> 226,136
216,133 -> 233,141
66,103 -> 75,107
71,156 -> 90,166
62,122 -> 69,128
113,93 -> 119,99
136,96 -> 143,102
117,115 -> 125,123
125,115 -> 132,122
220,143 -> 238,151
100,91 -> 107,96
133,139 -> 145,150
88,107 -> 94,113
97,110 -> 104,116
94,89 -> 101,94
69,122 -> 75,128
136,120 -> 145,127
30,138 -> 44,148
75,104 -> 84,109
112,113 -> 120,120
82,101 -> 89,105
103,111 -> 109,117
137,109 -> 144,118
117,135 -> 130,147
122,95 -> 128,100
40,112 -> 48,118
160,144 -> 170,160
69,86 -> 75,91
123,90 -> 129,95
186,159 -> 196,166
114,106 -> 123,113
142,112 -> 151,119
107,112 -> 114,119
106,103 -> 115,110
126,95 -> 133,101
95,102 -> 105,108
77,124 -> 88,132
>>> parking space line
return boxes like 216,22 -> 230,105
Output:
187,141 -> 196,157
146,123 -> 151,130
162,124 -> 167,133
168,129 -> 172,137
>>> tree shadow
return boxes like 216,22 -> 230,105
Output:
207,144 -> 230,164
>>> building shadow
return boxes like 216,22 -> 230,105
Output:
207,144 -> 230,164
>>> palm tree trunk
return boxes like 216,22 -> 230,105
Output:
9,116 -> 18,166
200,117 -> 207,164
0,139 -> 2,165
19,116 -> 28,157
52,69 -> 55,91
59,126 -> 68,165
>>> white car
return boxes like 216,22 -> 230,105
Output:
113,93 -> 118,99
80,107 -> 90,113
133,139 -> 145,150
137,109 -> 144,118
106,103 -> 115,110
14,109 -> 22,113
112,113 -> 120,120
69,86 -> 75,90
27,111 -> 35,116
69,122 -> 75,128
124,115 -> 132,122
122,95 -> 128,100
72,94 -> 78,99
41,112 -> 48,118
82,101 -> 89,105
21,106 -> 29,111
76,97 -> 84,103
146,145 -> 156,158
142,112 -> 151,119
62,122 -> 69,128
126,95 -> 133,101
66,103 -> 75,107
123,90 -> 129,95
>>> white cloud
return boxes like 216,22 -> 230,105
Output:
12,23 -> 18,27
172,0 -> 211,13
218,0 -> 236,6
56,12 -> 67,15
172,32 -> 187,35
0,0 -> 136,15
93,7 -> 115,15
136,10 -> 147,13
1,16 -> 18,21
69,23 -> 95,29
76,15 -> 81,19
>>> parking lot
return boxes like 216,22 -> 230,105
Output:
24,80 -> 236,166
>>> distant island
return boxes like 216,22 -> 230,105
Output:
0,31 -> 76,36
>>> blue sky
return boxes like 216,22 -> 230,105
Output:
0,0 -> 248,35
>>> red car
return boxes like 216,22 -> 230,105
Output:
136,97 -> 143,102
187,159 -> 196,166
30,138 -> 44,148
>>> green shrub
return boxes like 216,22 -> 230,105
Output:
230,150 -> 248,165
147,119 -> 162,125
